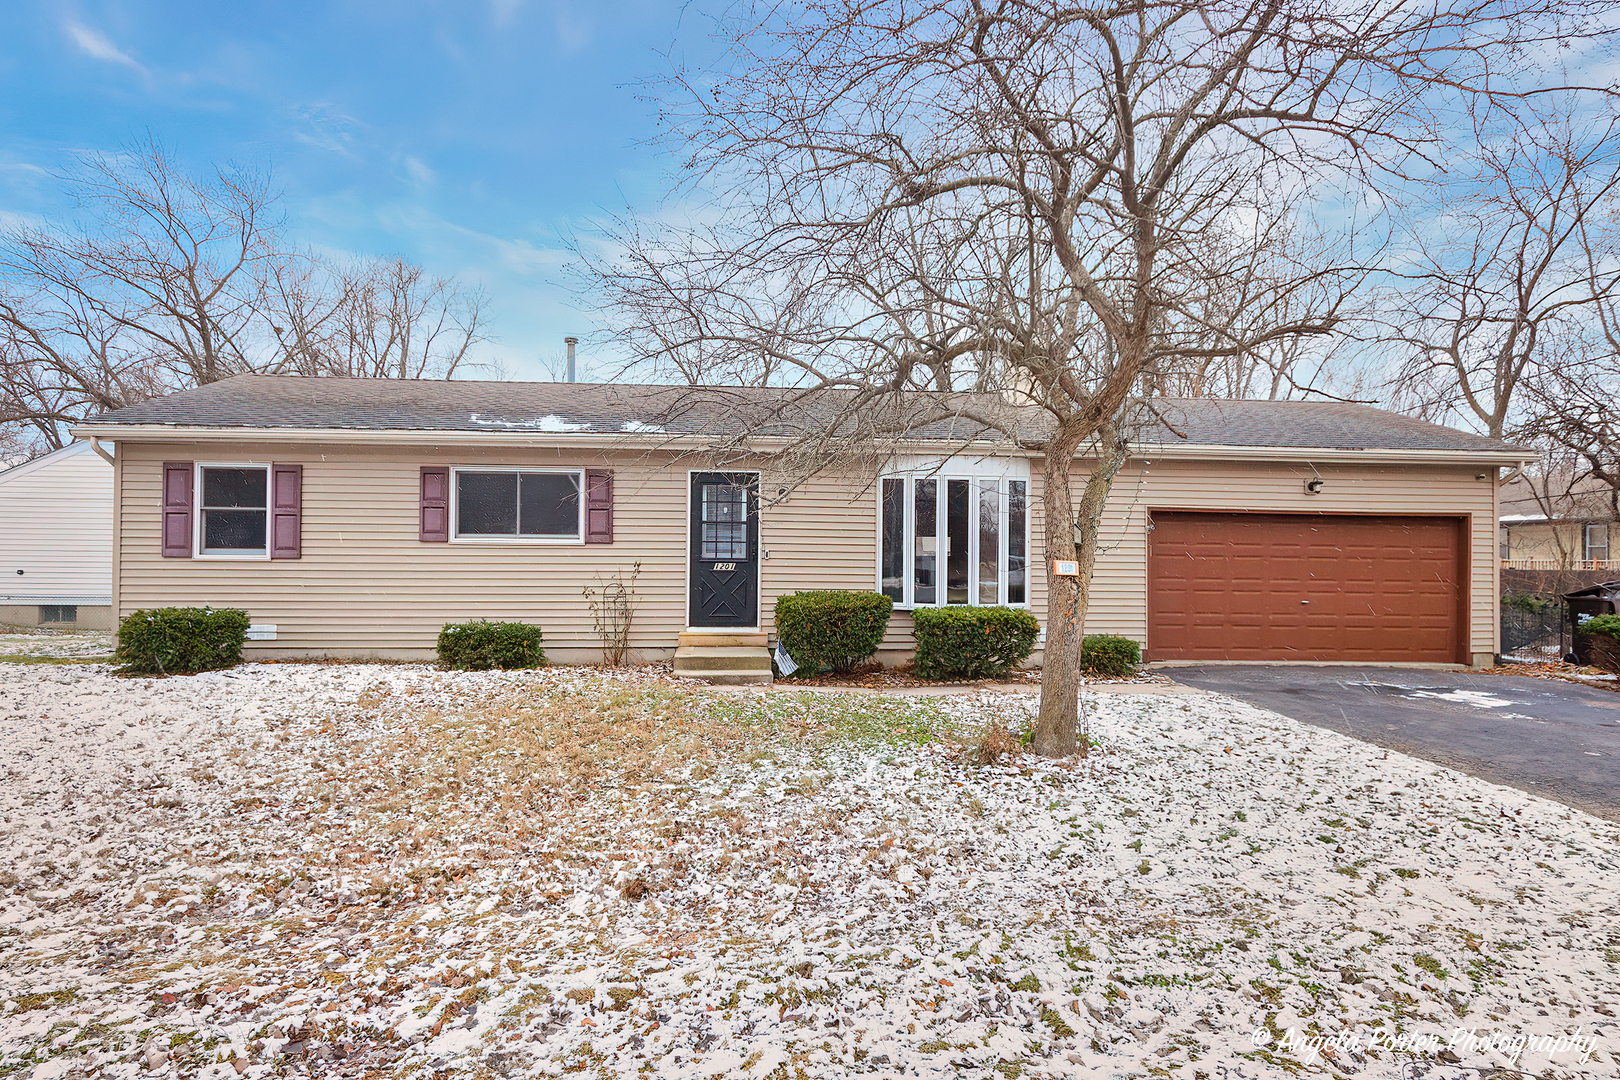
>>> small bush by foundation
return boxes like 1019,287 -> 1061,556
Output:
912,606 -> 1039,680
116,607 -> 249,675
438,621 -> 546,670
775,590 -> 893,674
1081,634 -> 1141,678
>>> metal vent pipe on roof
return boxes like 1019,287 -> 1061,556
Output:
564,337 -> 578,383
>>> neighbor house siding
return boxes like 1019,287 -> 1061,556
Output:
0,441 -> 114,609
1068,457 -> 1498,663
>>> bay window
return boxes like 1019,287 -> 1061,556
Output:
879,473 -> 1028,608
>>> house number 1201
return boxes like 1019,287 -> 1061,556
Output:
712,562 -> 736,571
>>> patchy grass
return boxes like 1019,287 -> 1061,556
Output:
2,663 -> 1618,1080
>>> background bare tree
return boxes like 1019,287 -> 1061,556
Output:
584,0 -> 1594,755
0,141 -> 494,455
1386,100 -> 1620,439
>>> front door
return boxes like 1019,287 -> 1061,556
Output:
689,472 -> 760,628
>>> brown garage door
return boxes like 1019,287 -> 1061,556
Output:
1148,512 -> 1465,663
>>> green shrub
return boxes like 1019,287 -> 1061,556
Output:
775,590 -> 893,674
912,606 -> 1040,680
116,607 -> 250,675
1582,613 -> 1620,639
1502,593 -> 1552,614
1580,613 -> 1620,672
438,620 -> 546,670
1081,634 -> 1141,678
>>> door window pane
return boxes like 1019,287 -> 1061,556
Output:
881,478 -> 905,601
913,479 -> 937,604
1007,481 -> 1027,604
200,467 -> 268,552
458,472 -> 519,535
519,473 -> 580,536
978,480 -> 1000,605
946,479 -> 970,604
701,483 -> 749,559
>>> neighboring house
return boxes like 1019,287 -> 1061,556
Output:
0,440 -> 114,629
74,375 -> 1522,670
1499,473 -> 1618,570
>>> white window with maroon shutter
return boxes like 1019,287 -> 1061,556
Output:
450,467 -> 585,543
194,463 -> 272,559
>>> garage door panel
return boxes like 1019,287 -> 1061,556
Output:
1147,512 -> 1464,663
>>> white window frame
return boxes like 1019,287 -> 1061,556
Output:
449,467 -> 586,545
1586,523 -> 1610,562
194,462 -> 271,560
876,466 -> 1031,610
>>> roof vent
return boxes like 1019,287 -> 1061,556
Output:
564,337 -> 578,383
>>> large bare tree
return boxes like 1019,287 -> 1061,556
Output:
1387,99 -> 1620,439
0,142 -> 494,453
585,0 -> 1598,754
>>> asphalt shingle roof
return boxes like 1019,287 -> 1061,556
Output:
78,375 -> 1524,455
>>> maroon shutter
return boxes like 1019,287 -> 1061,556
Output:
161,462 -> 193,558
584,469 -> 613,543
420,466 -> 450,542
270,464 -> 302,559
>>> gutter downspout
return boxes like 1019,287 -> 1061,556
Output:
1499,459 -> 1532,487
85,437 -> 116,466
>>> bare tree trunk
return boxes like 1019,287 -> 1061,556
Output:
1032,420 -> 1126,755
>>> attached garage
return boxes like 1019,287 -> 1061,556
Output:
1147,511 -> 1468,664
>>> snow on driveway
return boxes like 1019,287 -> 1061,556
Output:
0,662 -> 1616,1079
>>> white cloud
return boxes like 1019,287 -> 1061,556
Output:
554,4 -> 592,54
63,21 -> 147,74
490,0 -> 522,26
403,156 -> 436,189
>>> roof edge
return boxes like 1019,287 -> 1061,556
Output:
70,423 -> 1531,464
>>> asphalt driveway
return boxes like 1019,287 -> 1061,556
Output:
1165,666 -> 1620,820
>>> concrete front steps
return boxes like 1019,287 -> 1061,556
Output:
672,631 -> 773,686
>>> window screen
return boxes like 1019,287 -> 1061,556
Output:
1007,481 -> 1027,604
913,479 -> 937,604
519,473 -> 581,536
200,467 -> 268,552
456,472 -> 580,538
946,479 -> 970,604
881,478 -> 905,601
700,483 -> 750,559
978,480 -> 1000,605
39,605 -> 76,624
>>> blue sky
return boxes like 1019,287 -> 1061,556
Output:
0,0 -> 702,380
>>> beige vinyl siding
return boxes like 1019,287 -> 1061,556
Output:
120,442 -> 692,660
116,440 -> 1500,663
0,441 -> 113,604
1070,457 -> 1498,661
119,444 -> 894,660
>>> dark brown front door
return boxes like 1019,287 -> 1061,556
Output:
689,472 -> 759,628
1147,512 -> 1466,663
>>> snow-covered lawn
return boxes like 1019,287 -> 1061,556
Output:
1,662 -> 1616,1080
0,629 -> 114,660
